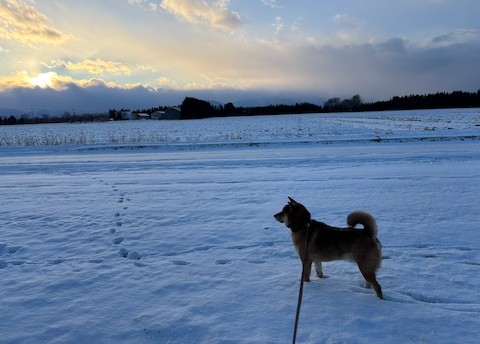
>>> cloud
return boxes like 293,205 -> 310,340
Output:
0,0 -> 69,44
46,59 -> 132,75
332,13 -> 350,24
128,0 -> 160,12
0,77 -> 323,113
283,32 -> 480,99
0,83 -> 162,113
156,76 -> 179,89
0,71 -> 169,112
128,0 -> 145,5
160,0 -> 243,32
290,17 -> 304,32
431,29 -> 480,46
1,20 -> 479,113
0,70 -> 30,88
261,0 -> 280,8
273,16 -> 284,35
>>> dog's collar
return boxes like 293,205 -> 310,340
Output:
291,221 -> 311,233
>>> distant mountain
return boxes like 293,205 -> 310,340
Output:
0,108 -> 67,118
0,108 -> 26,117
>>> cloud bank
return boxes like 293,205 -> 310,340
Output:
1,29 -> 479,113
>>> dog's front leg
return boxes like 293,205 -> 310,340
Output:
302,259 -> 312,282
296,242 -> 312,281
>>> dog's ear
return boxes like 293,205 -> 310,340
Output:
288,196 -> 297,204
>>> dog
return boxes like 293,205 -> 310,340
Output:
274,197 -> 383,299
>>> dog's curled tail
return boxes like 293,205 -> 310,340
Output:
347,211 -> 378,238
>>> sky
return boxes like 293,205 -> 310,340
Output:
0,0 -> 479,113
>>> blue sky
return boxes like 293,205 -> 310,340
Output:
0,0 -> 479,113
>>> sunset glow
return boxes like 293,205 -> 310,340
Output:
29,72 -> 56,89
0,0 -> 479,112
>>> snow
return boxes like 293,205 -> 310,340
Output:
1,109 -> 479,343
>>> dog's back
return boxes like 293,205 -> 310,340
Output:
308,216 -> 381,264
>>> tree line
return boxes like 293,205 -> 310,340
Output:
359,91 -> 480,111
178,90 -> 480,119
1,111 -> 108,125
1,90 -> 480,125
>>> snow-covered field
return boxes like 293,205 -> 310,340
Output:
1,109 -> 479,343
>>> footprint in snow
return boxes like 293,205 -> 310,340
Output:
127,251 -> 142,260
118,247 -> 142,260
102,180 -> 142,265
118,247 -> 128,257
112,237 -> 124,245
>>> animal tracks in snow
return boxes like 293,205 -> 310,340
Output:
158,241 -> 278,268
97,178 -> 144,265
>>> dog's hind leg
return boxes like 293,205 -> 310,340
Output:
358,267 -> 383,299
314,261 -> 323,278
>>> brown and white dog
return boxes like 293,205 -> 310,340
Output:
274,197 -> 383,299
